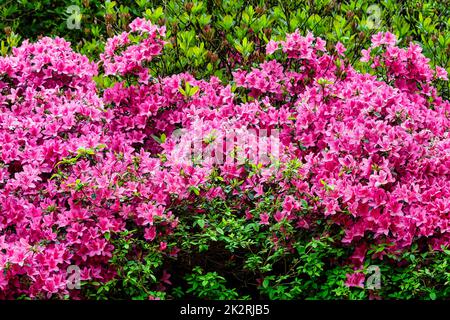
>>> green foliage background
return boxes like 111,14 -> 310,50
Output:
2,0 -> 450,95
2,0 -> 450,300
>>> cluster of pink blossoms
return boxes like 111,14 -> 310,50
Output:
100,18 -> 166,83
0,18 -> 449,298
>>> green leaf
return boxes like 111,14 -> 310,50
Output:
197,219 -> 205,229
189,85 -> 200,96
221,15 -> 234,30
190,186 -> 200,195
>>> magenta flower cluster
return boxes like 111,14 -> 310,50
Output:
0,18 -> 449,298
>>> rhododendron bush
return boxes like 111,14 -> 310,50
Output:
1,17 -> 450,300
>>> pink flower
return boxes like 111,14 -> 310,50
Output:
144,226 -> 157,241
259,213 -> 270,225
371,32 -> 397,47
345,272 -> 365,288
266,40 -> 279,55
335,42 -> 346,56
274,211 -> 286,222
315,37 -> 326,51
360,48 -> 372,62
160,270 -> 172,285
436,66 -> 448,80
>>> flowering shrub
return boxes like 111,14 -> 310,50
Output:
1,17 -> 450,299
2,1 -> 449,100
